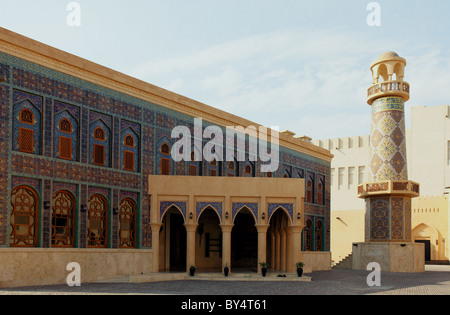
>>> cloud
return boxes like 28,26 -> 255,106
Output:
127,28 -> 450,140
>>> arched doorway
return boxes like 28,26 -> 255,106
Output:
267,207 -> 290,272
160,206 -> 186,272
231,208 -> 257,272
196,207 -> 222,272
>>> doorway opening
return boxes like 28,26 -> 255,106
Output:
160,206 -> 186,272
231,208 -> 257,272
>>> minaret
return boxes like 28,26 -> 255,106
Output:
353,52 -> 424,272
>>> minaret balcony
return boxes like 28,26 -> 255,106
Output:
367,81 -> 410,105
357,180 -> 420,199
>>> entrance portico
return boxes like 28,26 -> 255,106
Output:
148,175 -> 304,274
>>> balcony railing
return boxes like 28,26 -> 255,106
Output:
367,81 -> 410,104
357,180 -> 420,198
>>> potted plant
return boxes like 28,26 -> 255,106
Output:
224,263 -> 229,277
259,262 -> 268,277
296,262 -> 305,277
189,265 -> 196,277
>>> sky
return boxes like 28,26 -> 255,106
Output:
1,0 -> 450,140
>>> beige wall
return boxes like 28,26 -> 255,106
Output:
0,248 -> 153,288
331,210 -> 365,263
412,196 -> 449,261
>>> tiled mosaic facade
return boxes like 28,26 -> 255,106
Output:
369,97 -> 408,181
0,50 -> 330,252
365,196 -> 412,242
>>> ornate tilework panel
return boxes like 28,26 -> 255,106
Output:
119,190 -> 139,203
391,197 -> 404,240
232,203 -> 258,222
196,202 -> 223,221
53,182 -> 78,197
160,201 -> 187,221
0,84 -> 9,245
11,176 -> 41,193
369,197 -> 390,240
268,203 -> 294,222
88,186 -> 110,200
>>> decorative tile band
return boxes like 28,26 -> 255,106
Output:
372,97 -> 404,113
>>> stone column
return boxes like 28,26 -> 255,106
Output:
150,223 -> 162,272
275,230 -> 281,271
270,231 -> 275,269
255,224 -> 269,273
280,228 -> 286,272
220,224 -> 234,273
184,223 -> 198,273
289,226 -> 303,272
286,227 -> 293,273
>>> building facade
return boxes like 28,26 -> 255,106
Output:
0,28 -> 332,287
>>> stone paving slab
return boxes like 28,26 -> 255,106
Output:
0,265 -> 448,295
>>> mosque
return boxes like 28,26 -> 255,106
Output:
0,28 -> 333,287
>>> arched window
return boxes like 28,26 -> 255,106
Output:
59,119 -> 72,133
119,198 -> 137,248
306,177 -> 314,203
94,127 -> 105,141
209,159 -> 218,176
51,190 -> 75,247
87,194 -> 108,248
304,219 -> 312,251
160,143 -> 171,175
19,108 -> 34,124
228,161 -> 235,177
316,221 -> 323,251
161,143 -> 170,155
124,135 -> 134,148
10,186 -> 39,247
93,127 -> 106,166
123,133 -> 136,171
318,180 -> 325,205
245,164 -> 252,176
189,151 -> 198,176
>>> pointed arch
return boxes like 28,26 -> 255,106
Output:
10,185 -> 40,247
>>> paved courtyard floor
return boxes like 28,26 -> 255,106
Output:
1,265 -> 449,296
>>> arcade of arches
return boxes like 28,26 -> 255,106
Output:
149,175 -> 308,274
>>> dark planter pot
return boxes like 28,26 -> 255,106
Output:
297,268 -> 303,277
189,266 -> 196,277
224,267 -> 229,277
261,267 -> 267,277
